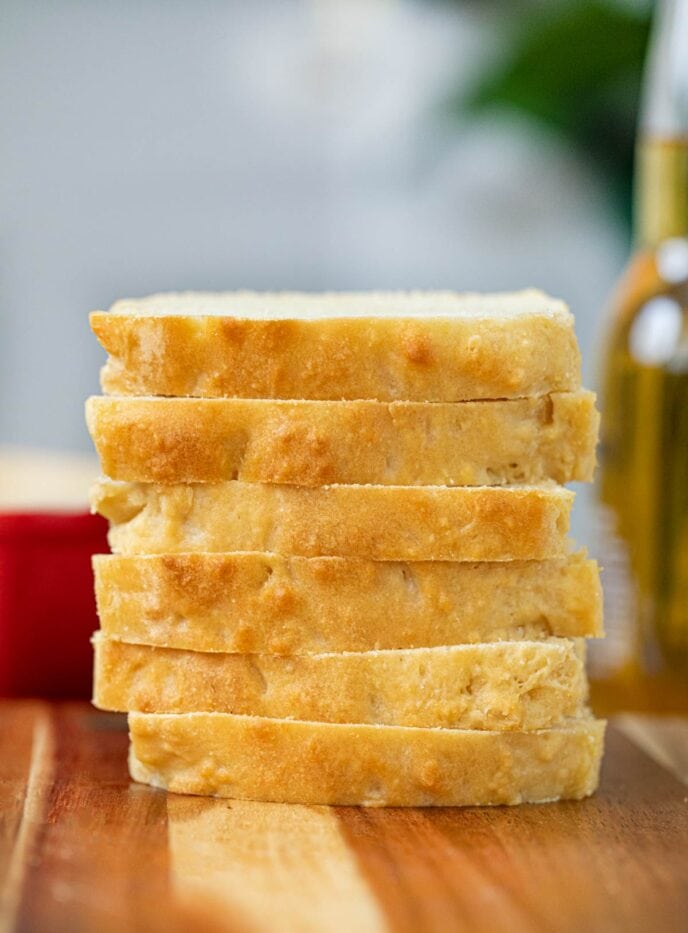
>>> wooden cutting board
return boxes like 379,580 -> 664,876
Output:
1,701 -> 687,933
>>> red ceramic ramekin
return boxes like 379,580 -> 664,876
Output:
0,511 -> 109,697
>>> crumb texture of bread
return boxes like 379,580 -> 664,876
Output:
127,712 -> 605,807
94,551 -> 603,652
86,391 -> 598,486
90,289 -> 581,401
94,635 -> 588,730
91,480 -> 574,561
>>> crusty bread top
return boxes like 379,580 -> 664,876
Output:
101,289 -> 571,321
91,289 -> 580,402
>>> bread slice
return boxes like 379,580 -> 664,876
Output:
93,635 -> 587,731
90,480 -> 573,561
128,712 -> 605,806
86,391 -> 598,487
94,551 -> 603,653
91,289 -> 581,402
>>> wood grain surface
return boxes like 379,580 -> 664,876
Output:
1,701 -> 687,933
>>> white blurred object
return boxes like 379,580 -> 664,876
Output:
0,446 -> 97,510
629,295 -> 683,365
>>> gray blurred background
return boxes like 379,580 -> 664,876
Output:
1,0 -> 646,454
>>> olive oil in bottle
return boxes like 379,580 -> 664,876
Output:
594,0 -> 688,711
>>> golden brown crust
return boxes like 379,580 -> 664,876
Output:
93,635 -> 587,731
93,551 -> 603,653
86,392 -> 598,486
128,713 -> 605,806
90,480 -> 574,561
91,290 -> 581,401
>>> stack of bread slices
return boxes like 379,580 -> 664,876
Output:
87,290 -> 605,807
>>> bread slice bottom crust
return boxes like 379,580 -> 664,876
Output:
91,481 -> 573,561
93,551 -> 602,653
94,636 -> 587,731
128,713 -> 605,807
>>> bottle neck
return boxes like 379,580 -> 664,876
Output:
634,0 -> 688,248
635,136 -> 688,247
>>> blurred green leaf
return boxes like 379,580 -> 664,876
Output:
455,0 -> 652,232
